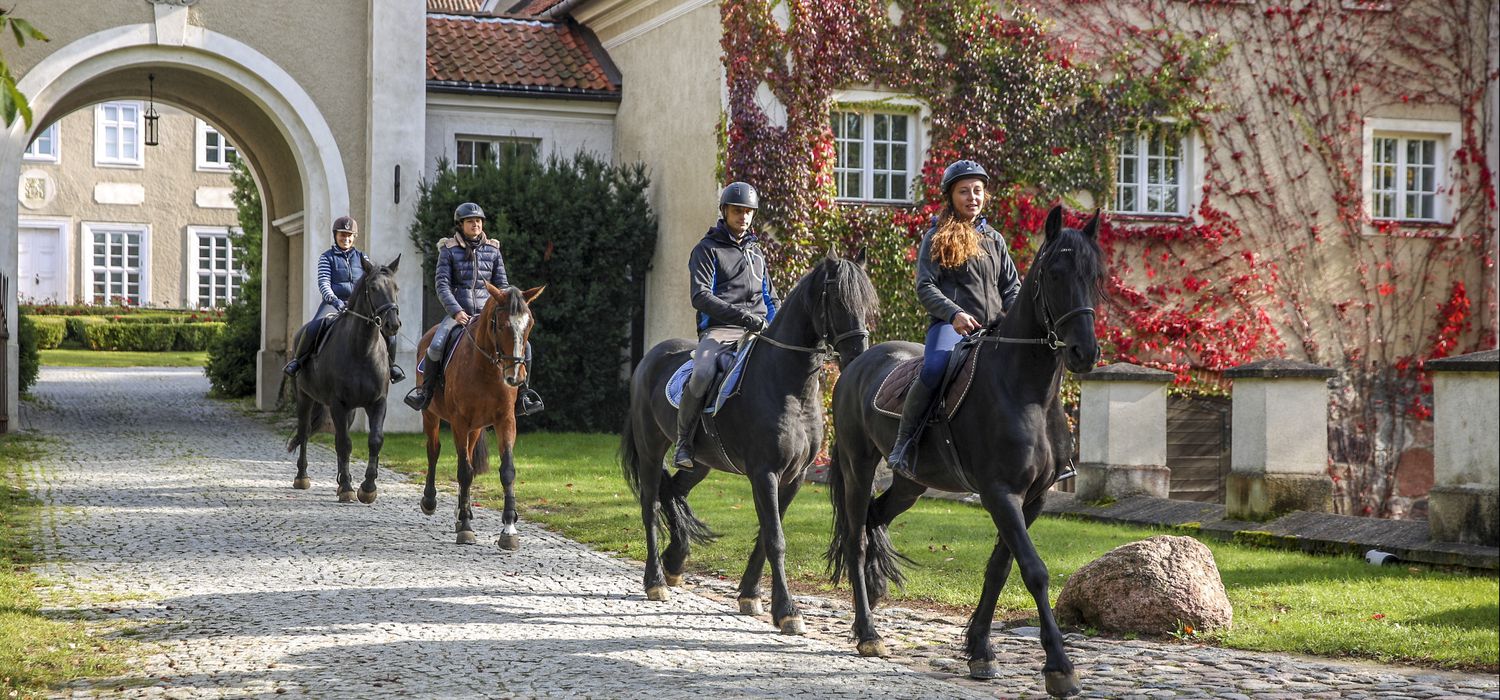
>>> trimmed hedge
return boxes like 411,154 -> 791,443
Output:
79,322 -> 223,352
29,317 -> 66,349
16,315 -> 40,394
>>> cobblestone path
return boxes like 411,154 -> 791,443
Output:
19,368 -> 1500,699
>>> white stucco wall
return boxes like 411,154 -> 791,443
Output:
1433,372 -> 1500,488
1231,379 -> 1331,475
424,93 -> 617,177
1079,380 -> 1168,467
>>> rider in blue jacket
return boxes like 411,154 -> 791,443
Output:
403,202 -> 543,415
283,216 -> 404,382
672,182 -> 778,470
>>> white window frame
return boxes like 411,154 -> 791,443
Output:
829,93 -> 923,205
1111,122 -> 1205,218
81,222 -> 151,306
454,135 -> 541,175
23,122 -> 60,163
185,226 -> 244,308
195,120 -> 238,171
1361,117 -> 1460,227
94,101 -> 145,168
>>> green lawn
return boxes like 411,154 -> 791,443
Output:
39,349 -> 207,367
324,429 -> 1499,671
0,434 -> 126,697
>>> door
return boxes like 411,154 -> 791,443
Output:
18,226 -> 67,303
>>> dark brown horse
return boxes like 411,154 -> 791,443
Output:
414,283 -> 543,547
827,206 -> 1101,697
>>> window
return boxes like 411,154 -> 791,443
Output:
1362,119 -> 1458,225
831,109 -> 915,202
24,123 -> 60,162
455,137 -> 539,175
85,224 -> 148,305
95,102 -> 143,167
196,120 -> 238,170
1114,125 -> 1192,216
190,226 -> 243,307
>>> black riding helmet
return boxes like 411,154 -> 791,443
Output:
719,182 -> 760,210
453,202 -> 486,222
940,159 -> 990,195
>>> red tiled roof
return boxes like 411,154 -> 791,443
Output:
504,0 -> 568,16
427,14 -> 619,98
428,0 -> 487,13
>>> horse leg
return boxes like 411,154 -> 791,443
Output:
735,475 -> 801,616
975,492 -> 1080,696
747,469 -> 802,635
634,441 -> 668,601
291,393 -> 313,490
357,401 -> 385,504
330,407 -> 356,503
838,444 -> 887,657
495,437 -> 521,551
454,426 -> 480,545
961,528 -> 1015,680
420,409 -> 441,516
661,466 -> 711,586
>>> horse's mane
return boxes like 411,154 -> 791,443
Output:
785,255 -> 880,323
1021,225 -> 1104,304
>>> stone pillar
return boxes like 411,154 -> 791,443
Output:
1425,349 -> 1499,546
1224,359 -> 1337,521
1075,363 -> 1176,502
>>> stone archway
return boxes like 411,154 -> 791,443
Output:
2,17 -> 348,417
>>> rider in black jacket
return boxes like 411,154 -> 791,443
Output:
673,182 -> 778,469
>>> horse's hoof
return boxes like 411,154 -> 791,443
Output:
337,490 -> 355,503
497,534 -> 520,551
968,659 -> 1000,680
737,597 -> 762,616
292,477 -> 311,490
664,573 -> 683,587
456,530 -> 477,545
357,488 -> 377,504
856,639 -> 888,658
1044,670 -> 1082,697
645,586 -> 669,602
777,615 -> 805,636
419,500 -> 436,516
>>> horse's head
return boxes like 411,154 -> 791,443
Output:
355,254 -> 402,337
479,282 -> 544,387
811,251 -> 878,369
1034,205 -> 1103,374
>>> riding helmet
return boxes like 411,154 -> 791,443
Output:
331,216 -> 358,236
719,182 -> 760,210
940,159 -> 990,195
453,202 -> 486,222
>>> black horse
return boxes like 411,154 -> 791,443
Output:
287,256 -> 402,504
826,206 -> 1100,697
620,254 -> 876,634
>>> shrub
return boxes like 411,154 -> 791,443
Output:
409,152 -> 657,432
205,159 -> 263,397
173,323 -> 225,351
28,317 -> 66,349
16,314 -> 40,394
80,323 -> 177,351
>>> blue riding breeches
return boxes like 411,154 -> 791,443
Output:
919,321 -> 964,389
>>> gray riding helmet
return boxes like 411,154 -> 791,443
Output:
719,182 -> 760,210
940,160 -> 990,195
453,202 -> 486,222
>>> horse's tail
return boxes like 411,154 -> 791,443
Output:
659,470 -> 718,545
619,411 -> 644,497
825,450 -> 850,584
471,429 -> 492,475
286,400 -> 327,453
824,448 -> 910,591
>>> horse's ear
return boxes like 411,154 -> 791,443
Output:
387,254 -> 401,272
523,286 -> 544,305
361,255 -> 375,276
484,281 -> 504,298
852,246 -> 868,267
1082,210 -> 1101,240
1044,204 -> 1065,241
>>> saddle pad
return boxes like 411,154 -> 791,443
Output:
665,337 -> 757,415
871,346 -> 981,422
414,325 -> 467,374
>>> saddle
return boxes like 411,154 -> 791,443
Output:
414,325 -> 467,375
873,340 -> 982,422
665,337 -> 757,416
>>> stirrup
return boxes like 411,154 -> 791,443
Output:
389,364 -> 406,384
886,446 -> 918,481
402,386 -> 429,411
1054,463 -> 1077,482
672,441 -> 696,471
516,388 -> 545,416
283,358 -> 302,377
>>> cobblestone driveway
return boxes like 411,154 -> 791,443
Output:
19,368 -> 1500,699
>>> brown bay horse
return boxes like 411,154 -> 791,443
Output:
414,283 -> 543,547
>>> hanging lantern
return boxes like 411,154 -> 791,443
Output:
144,73 -> 161,147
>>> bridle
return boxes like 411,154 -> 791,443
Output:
465,295 -> 530,385
342,275 -> 399,335
750,264 -> 868,363
969,245 -> 1094,351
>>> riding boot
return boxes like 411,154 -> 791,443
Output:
403,362 -> 442,411
672,387 -> 709,470
515,385 -> 545,416
386,336 -> 405,383
886,380 -> 937,480
282,319 -> 321,377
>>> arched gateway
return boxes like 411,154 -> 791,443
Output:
3,0 -> 426,429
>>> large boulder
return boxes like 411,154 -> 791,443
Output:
1055,535 -> 1232,635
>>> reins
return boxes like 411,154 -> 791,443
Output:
965,246 -> 1093,352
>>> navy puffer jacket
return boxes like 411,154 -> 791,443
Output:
318,245 -> 366,308
435,234 -> 509,316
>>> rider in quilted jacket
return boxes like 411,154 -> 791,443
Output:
672,182 -> 779,470
283,216 -> 404,382
402,202 -> 544,415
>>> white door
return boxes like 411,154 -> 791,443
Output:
18,226 -> 66,303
